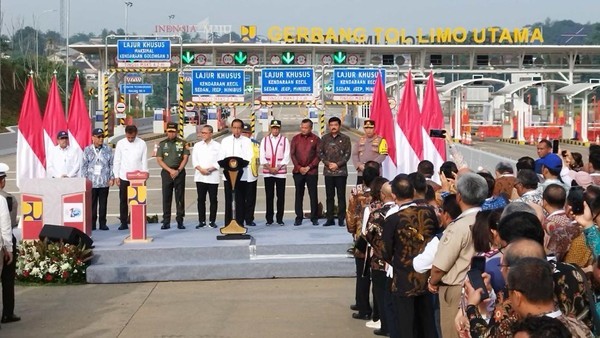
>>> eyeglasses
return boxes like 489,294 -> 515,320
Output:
498,245 -> 507,254
497,263 -> 510,268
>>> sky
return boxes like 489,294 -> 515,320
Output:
1,0 -> 599,37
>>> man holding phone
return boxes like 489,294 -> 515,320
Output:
429,173 -> 488,338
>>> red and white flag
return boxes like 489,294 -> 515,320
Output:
16,75 -> 46,188
42,75 -> 67,159
67,75 -> 91,154
395,71 -> 423,174
421,72 -> 446,182
369,71 -> 397,180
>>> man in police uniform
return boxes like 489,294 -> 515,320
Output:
156,122 -> 190,229
0,163 -> 19,325
242,123 -> 260,226
352,119 -> 387,185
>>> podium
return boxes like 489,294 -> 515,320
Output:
125,171 -> 151,243
20,178 -> 92,240
217,156 -> 251,240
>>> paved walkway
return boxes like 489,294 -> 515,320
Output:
2,278 -> 375,338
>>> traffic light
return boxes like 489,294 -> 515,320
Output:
333,51 -> 347,64
234,51 -> 248,65
182,50 -> 195,65
281,51 -> 295,65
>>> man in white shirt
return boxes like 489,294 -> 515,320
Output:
242,123 -> 260,227
113,125 -> 148,230
0,192 -> 13,301
193,125 -> 221,229
259,120 -> 290,226
218,118 -> 253,226
46,130 -> 81,178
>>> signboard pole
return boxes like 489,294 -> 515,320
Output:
178,73 -> 185,138
103,73 -> 109,138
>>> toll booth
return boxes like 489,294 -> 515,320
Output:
153,109 -> 165,133
205,107 -> 219,133
259,107 -> 272,132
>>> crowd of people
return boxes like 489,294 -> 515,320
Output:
346,137 -> 600,337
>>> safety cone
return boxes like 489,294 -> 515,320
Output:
461,132 -> 466,144
596,135 -> 600,145
466,133 -> 473,145
479,131 -> 485,141
529,134 -> 535,145
152,142 -> 158,157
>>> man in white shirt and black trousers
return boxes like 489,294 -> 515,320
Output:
218,118 -> 253,227
193,124 -> 221,229
113,125 -> 148,230
260,119 -> 290,225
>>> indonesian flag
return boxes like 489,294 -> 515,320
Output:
421,72 -> 446,183
42,75 -> 67,159
369,71 -> 397,180
396,71 -> 423,174
16,75 -> 46,188
67,75 -> 92,153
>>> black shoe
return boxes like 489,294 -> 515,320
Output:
338,220 -> 345,227
99,226 -> 109,231
294,219 -> 302,226
118,224 -> 128,230
1,315 -> 21,323
177,224 -> 186,230
373,329 -> 389,336
91,226 -> 97,231
266,222 -> 273,226
323,220 -> 335,226
247,222 -> 256,227
350,304 -> 359,311
277,221 -> 285,226
161,224 -> 170,230
208,222 -> 217,228
351,313 -> 371,320
196,222 -> 206,229
312,220 -> 319,226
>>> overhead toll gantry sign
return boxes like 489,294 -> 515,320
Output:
117,39 -> 172,61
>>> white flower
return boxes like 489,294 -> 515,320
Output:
48,265 -> 58,274
60,263 -> 71,271
31,267 -> 40,277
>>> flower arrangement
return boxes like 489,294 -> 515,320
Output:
16,240 -> 93,284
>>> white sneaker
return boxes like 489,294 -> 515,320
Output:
365,320 -> 380,329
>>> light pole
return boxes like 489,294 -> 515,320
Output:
166,14 -> 174,114
124,2 -> 133,35
35,9 -> 57,75
64,0 -> 70,115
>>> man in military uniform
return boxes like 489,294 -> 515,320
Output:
0,163 -> 19,325
318,116 -> 352,226
242,123 -> 260,227
352,119 -> 387,185
156,122 -> 190,229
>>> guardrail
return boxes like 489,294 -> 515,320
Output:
453,143 -> 517,172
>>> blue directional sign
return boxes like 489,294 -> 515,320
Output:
332,68 -> 385,95
191,69 -> 245,95
119,84 -> 153,94
261,68 -> 314,94
117,39 -> 171,61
